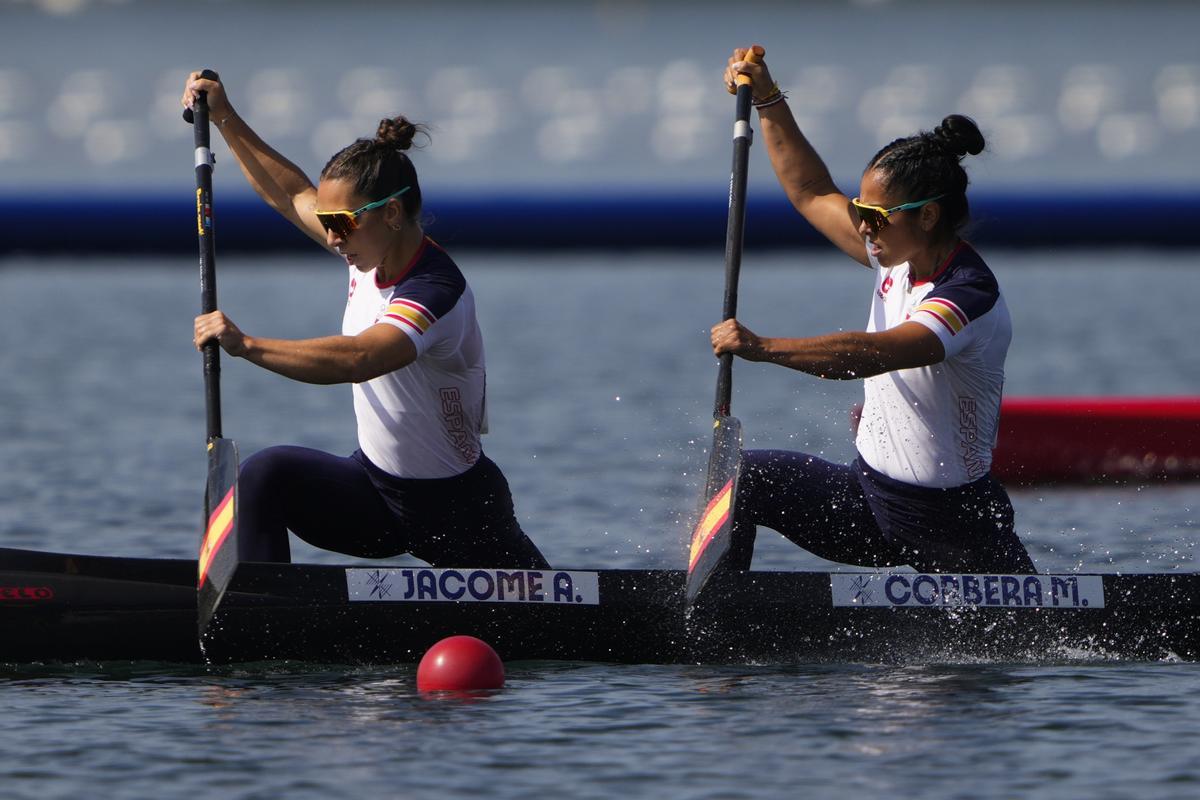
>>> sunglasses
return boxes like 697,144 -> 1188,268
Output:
314,186 -> 410,239
851,194 -> 945,229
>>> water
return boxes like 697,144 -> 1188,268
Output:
2,250 -> 1199,798
3,661 -> 1199,799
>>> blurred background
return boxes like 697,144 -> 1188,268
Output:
1,0 -> 1198,251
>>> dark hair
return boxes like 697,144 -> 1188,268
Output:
320,115 -> 429,222
865,114 -> 985,236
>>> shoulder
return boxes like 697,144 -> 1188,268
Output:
388,239 -> 468,321
924,243 -> 1001,322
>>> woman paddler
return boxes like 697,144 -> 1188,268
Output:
710,46 -> 1035,575
182,71 -> 549,569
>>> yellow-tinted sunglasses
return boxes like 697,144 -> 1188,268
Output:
314,186 -> 410,239
851,194 -> 945,229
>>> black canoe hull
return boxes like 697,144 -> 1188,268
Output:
3,547 -> 1199,664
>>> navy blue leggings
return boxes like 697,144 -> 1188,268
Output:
726,449 -> 1035,573
236,446 -> 549,569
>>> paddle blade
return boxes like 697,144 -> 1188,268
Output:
198,436 -> 239,638
686,415 -> 743,605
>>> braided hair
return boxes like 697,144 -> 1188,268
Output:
320,115 -> 429,222
866,114 -> 985,236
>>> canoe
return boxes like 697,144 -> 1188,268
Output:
3,547 -> 1198,664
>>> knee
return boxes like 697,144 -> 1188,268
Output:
737,449 -> 808,506
239,446 -> 304,495
736,449 -> 772,503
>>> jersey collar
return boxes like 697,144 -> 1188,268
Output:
911,240 -> 968,287
375,236 -> 431,289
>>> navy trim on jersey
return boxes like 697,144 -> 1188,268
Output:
923,242 -> 1001,323
387,239 -> 467,321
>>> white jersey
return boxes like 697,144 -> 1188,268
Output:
342,238 -> 486,479
854,242 -> 1011,488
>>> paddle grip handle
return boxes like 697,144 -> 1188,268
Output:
727,46 -> 764,94
182,69 -> 220,124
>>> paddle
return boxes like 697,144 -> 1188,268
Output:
187,70 -> 241,641
686,47 -> 761,606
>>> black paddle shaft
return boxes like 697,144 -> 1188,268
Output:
714,83 -> 755,418
190,71 -> 222,441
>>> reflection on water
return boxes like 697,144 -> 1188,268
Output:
1,659 -> 1199,796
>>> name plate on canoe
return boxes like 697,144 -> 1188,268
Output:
346,568 -> 600,605
830,573 -> 1105,609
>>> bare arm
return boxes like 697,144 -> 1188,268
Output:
181,71 -> 330,250
725,47 -> 867,266
194,311 -> 417,385
755,104 -> 867,265
711,318 -> 945,379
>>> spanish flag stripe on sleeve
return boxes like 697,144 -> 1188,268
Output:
391,297 -> 437,322
914,297 -> 967,336
384,299 -> 436,334
385,313 -> 425,334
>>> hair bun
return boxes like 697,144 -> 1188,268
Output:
375,115 -> 427,151
932,114 -> 985,158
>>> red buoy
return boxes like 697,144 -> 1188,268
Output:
417,635 -> 505,691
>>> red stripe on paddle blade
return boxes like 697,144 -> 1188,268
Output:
689,478 -> 734,572
198,437 -> 240,639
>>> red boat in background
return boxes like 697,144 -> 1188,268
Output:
992,397 -> 1200,485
